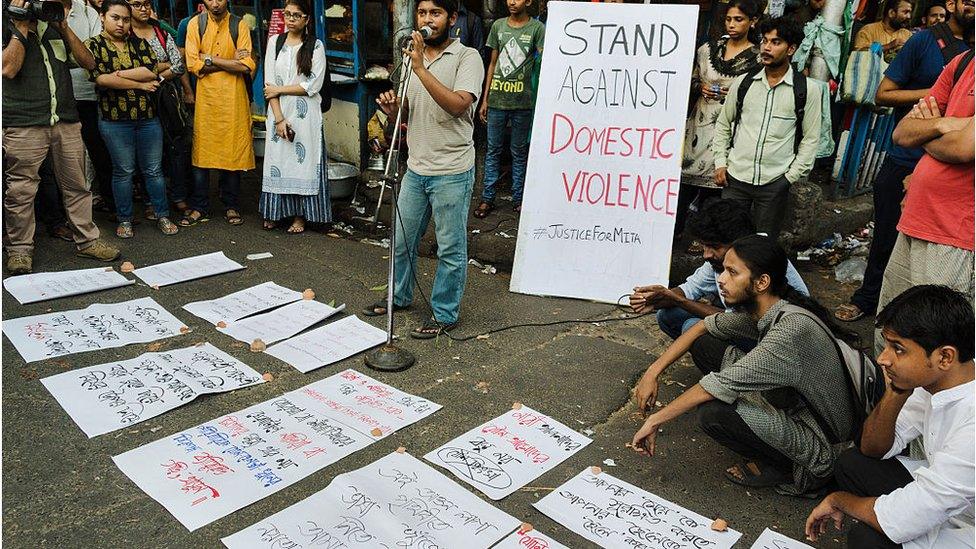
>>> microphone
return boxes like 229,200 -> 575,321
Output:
398,26 -> 432,49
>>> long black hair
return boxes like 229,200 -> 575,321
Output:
726,0 -> 762,44
728,235 -> 861,347
284,0 -> 315,77
99,0 -> 131,16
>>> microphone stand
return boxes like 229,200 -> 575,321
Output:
365,46 -> 416,373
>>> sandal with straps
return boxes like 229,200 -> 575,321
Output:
473,201 -> 494,219
409,318 -> 457,340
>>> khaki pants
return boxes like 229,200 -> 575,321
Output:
875,232 -> 975,355
3,122 -> 100,255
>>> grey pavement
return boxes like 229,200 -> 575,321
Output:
2,202 -> 857,548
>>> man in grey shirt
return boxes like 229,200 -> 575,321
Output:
368,0 -> 484,339
631,235 -> 857,496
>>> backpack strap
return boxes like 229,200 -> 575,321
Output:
792,71 -> 807,155
196,12 -> 206,41
931,22 -> 968,65
196,12 -> 241,47
730,66 -> 763,147
274,33 -> 287,60
953,49 -> 975,87
152,24 -> 168,54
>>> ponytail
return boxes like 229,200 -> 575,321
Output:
284,0 -> 315,77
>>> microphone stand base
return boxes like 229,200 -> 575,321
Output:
364,344 -> 416,372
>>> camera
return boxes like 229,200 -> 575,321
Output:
7,0 -> 65,22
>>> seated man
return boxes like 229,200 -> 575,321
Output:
806,285 -> 974,548
631,235 -> 858,496
630,201 -> 809,373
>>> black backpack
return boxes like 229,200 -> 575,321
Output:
151,26 -> 191,150
196,12 -> 254,101
731,65 -> 808,155
773,304 -> 886,444
273,33 -> 332,112
930,22 -> 970,66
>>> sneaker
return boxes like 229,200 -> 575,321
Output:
76,239 -> 121,262
6,254 -> 32,275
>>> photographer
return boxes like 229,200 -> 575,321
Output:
2,0 -> 120,274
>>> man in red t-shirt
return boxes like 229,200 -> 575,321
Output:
878,50 -> 975,351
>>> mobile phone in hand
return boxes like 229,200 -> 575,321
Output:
285,124 -> 296,142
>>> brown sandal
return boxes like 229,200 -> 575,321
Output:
473,202 -> 494,219
225,209 -> 244,226
834,303 -> 866,322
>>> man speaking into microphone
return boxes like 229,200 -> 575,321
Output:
366,0 -> 484,339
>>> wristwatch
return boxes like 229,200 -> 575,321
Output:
204,55 -> 213,67
158,73 -> 165,83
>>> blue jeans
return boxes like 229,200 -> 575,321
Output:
656,307 -> 703,340
98,118 -> 169,222
482,108 -> 532,205
191,168 -> 241,215
393,167 -> 475,325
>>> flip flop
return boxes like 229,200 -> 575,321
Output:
410,318 -> 457,340
179,210 -> 207,227
834,303 -> 866,322
724,462 -> 791,488
362,299 -> 408,317
473,202 -> 494,219
225,209 -> 244,226
262,220 -> 277,231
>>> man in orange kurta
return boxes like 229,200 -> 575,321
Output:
182,0 -> 255,226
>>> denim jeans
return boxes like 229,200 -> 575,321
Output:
482,108 -> 532,205
190,168 -> 241,215
393,167 -> 475,325
98,117 -> 169,222
656,307 -> 702,340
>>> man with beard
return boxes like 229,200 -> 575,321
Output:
711,17 -> 823,239
366,0 -> 484,339
854,0 -> 915,61
629,201 -> 809,374
834,0 -> 971,323
630,235 -> 859,497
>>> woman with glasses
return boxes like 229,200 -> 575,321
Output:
87,0 -> 179,237
129,0 -> 191,217
259,0 -> 331,234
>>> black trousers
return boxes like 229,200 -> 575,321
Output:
77,100 -> 114,210
697,400 -> 793,472
722,174 -> 792,239
834,447 -> 912,548
849,159 -> 912,315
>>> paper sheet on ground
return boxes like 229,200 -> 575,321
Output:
424,404 -> 591,500
221,451 -> 520,549
3,267 -> 134,304
217,299 -> 344,345
534,468 -> 742,549
2,297 -> 186,363
113,369 -> 440,531
266,315 -> 387,373
494,528 -> 570,548
182,282 -> 303,325
750,528 -> 813,549
41,343 -> 263,438
133,252 -> 245,287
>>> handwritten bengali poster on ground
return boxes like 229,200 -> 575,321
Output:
133,251 -> 245,287
750,528 -> 813,549
495,528 -> 570,549
2,267 -> 134,304
222,451 -> 521,548
535,468 -> 742,549
266,315 -> 388,373
510,2 -> 698,303
424,404 -> 591,500
113,369 -> 440,531
2,297 -> 187,363
41,343 -> 264,438
182,281 -> 303,325
217,300 -> 344,345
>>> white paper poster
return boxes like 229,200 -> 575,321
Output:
133,251 -> 245,287
750,528 -> 813,549
2,297 -> 186,363
425,404 -> 591,500
534,468 -> 742,549
41,343 -> 264,438
113,369 -> 440,531
3,267 -> 134,304
222,451 -> 520,549
183,282 -> 303,325
494,528 -> 570,549
266,315 -> 387,373
510,3 -> 698,303
217,300 -> 344,345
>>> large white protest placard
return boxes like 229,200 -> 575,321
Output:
534,468 -> 742,549
182,281 -> 303,325
113,369 -> 440,531
266,315 -> 387,373
510,3 -> 698,303
222,451 -> 520,549
750,528 -> 814,549
133,251 -> 245,287
217,299 -> 344,345
2,297 -> 186,363
41,343 -> 264,438
3,267 -> 134,304
495,528 -> 570,549
425,404 -> 591,500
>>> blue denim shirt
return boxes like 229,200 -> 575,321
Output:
679,260 -> 809,309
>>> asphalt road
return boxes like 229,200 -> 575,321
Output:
2,205 -> 853,548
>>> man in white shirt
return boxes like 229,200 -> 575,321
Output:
806,284 -> 975,548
